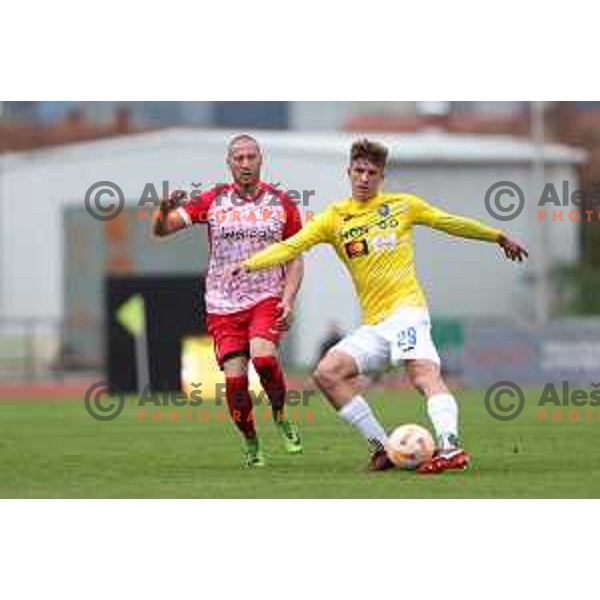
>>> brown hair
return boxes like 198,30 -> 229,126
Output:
350,138 -> 388,169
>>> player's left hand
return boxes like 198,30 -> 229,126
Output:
276,299 -> 295,331
498,234 -> 529,262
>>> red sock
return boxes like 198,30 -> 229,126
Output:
252,356 -> 287,418
225,375 -> 256,439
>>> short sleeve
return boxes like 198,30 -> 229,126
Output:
281,195 -> 303,240
177,189 -> 217,226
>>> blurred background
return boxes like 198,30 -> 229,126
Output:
2,100 -> 600,391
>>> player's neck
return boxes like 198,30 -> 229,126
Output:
351,192 -> 379,204
236,182 -> 260,199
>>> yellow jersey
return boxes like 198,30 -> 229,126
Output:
243,192 -> 502,325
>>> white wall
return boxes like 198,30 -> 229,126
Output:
1,134 -> 229,320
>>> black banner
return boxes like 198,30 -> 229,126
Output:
105,274 -> 206,392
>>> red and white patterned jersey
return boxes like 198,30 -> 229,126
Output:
177,181 -> 302,315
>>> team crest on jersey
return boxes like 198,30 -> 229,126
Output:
345,239 -> 369,259
378,204 -> 390,218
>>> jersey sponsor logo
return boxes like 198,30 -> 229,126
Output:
341,224 -> 370,240
345,239 -> 369,259
371,233 -> 397,252
341,217 -> 399,241
220,226 -> 279,242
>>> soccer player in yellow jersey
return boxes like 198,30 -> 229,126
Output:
230,139 -> 528,473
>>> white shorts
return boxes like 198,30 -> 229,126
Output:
332,307 -> 440,375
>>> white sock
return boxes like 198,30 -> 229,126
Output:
427,393 -> 459,450
338,396 -> 388,451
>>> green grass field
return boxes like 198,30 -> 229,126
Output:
1,389 -> 599,498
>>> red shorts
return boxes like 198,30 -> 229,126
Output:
206,297 -> 283,368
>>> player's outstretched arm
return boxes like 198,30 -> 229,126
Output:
225,211 -> 331,281
411,197 -> 501,242
247,212 -> 330,271
153,192 -> 188,238
410,195 -> 528,262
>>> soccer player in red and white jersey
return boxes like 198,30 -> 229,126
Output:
153,135 -> 303,466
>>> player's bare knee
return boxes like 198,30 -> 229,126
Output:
314,350 -> 357,393
313,361 -> 341,393
407,362 -> 444,396
312,365 -> 332,392
409,369 -> 428,392
249,337 -> 277,358
223,355 -> 248,377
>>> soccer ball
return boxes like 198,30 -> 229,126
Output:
385,424 -> 435,470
